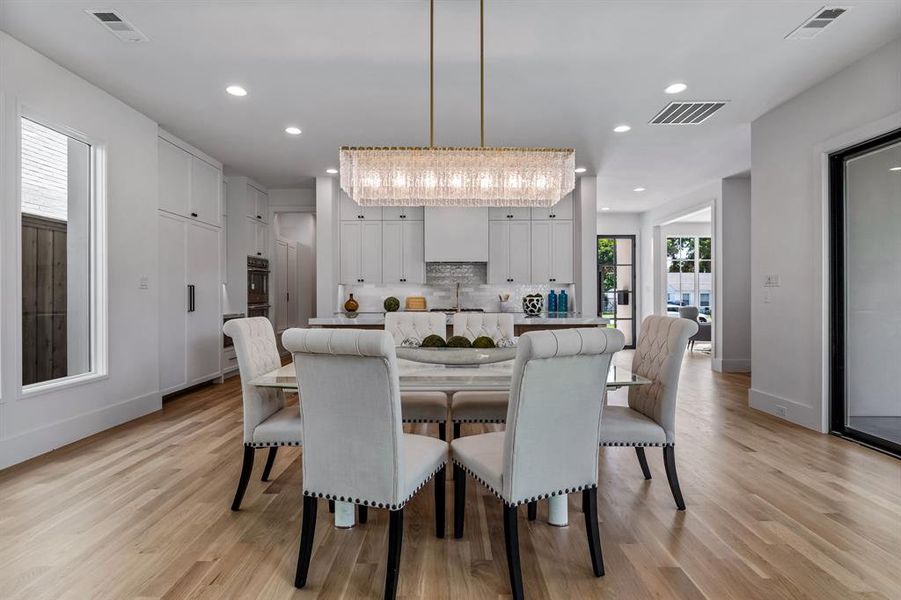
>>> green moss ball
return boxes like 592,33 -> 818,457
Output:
446,335 -> 473,348
383,296 -> 400,312
421,334 -> 447,348
472,336 -> 496,349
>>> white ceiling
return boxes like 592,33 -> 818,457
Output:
2,1 -> 899,211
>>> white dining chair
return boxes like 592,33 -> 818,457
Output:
384,312 -> 451,439
599,315 -> 697,510
283,328 -> 448,599
451,328 -> 625,600
449,312 -> 515,437
222,317 -> 302,511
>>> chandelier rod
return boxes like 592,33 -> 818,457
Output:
480,0 -> 484,147
429,0 -> 434,147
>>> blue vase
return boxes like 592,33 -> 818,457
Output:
548,290 -> 557,314
559,289 -> 568,314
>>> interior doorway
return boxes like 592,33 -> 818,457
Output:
597,235 -> 636,348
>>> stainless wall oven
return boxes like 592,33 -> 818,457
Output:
247,256 -> 270,317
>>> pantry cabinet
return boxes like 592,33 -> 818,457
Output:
158,136 -> 222,227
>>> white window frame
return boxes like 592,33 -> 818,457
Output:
665,235 -> 712,314
17,107 -> 108,398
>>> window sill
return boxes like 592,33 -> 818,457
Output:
20,371 -> 109,400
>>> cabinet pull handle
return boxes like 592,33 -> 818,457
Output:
400,214 -> 406,219
191,212 -> 198,218
257,215 -> 262,220
257,252 -> 262,256
187,284 -> 195,312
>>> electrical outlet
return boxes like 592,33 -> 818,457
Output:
139,276 -> 149,290
764,274 -> 780,288
775,405 -> 787,418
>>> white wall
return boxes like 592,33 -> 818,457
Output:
315,176 -> 339,317
573,177 -> 597,316
750,37 -> 901,431
0,32 -> 160,468
269,187 -> 315,211
714,175 -> 751,373
275,212 -> 316,328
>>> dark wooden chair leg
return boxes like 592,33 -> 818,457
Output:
261,447 -> 278,481
358,505 -> 368,524
438,422 -> 447,441
435,465 -> 446,538
230,446 -> 255,511
527,501 -> 537,521
384,509 -> 404,600
635,447 -> 652,480
663,446 -> 686,510
328,499 -> 335,513
294,496 -> 318,588
453,464 -> 466,538
502,504 -> 524,600
453,422 -> 461,439
583,488 -> 605,576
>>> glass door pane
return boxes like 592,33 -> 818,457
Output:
598,235 -> 636,348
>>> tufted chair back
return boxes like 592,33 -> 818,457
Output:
628,316 -> 698,443
453,313 -> 515,342
222,317 -> 285,444
282,328 -> 407,508
384,312 -> 446,344
677,306 -> 700,322
501,328 -> 624,505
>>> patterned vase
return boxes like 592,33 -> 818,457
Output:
522,295 -> 544,316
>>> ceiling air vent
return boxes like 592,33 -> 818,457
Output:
85,9 -> 148,43
650,101 -> 727,125
786,6 -> 849,40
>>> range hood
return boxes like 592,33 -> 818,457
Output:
423,207 -> 489,262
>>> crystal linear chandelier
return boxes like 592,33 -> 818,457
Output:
339,0 -> 575,208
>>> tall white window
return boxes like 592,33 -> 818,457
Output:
666,236 -> 712,320
20,117 -> 95,387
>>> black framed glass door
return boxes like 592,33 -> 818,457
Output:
829,127 -> 901,457
598,235 -> 636,348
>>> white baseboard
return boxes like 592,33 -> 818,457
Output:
748,388 -> 824,432
712,358 -> 751,373
0,391 -> 161,470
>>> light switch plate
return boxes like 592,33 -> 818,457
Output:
764,274 -> 780,287
139,276 -> 149,290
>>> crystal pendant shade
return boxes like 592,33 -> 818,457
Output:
339,146 -> 576,208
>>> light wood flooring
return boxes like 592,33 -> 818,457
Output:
1,352 -> 900,599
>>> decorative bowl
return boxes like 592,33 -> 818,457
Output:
396,346 -> 516,366
522,294 -> 544,316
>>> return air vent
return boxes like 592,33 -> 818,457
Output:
786,6 -> 849,40
650,101 -> 727,125
85,9 -> 148,42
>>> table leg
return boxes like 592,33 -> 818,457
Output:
334,501 -> 355,528
547,496 -> 568,527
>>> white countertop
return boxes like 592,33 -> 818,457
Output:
308,313 -> 608,326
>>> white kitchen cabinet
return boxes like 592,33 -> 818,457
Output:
340,221 -> 382,283
489,207 -> 531,220
531,220 -> 574,284
530,194 -> 573,220
246,184 -> 269,223
158,137 -> 222,227
243,216 -> 269,259
158,212 -> 222,395
340,190 -> 382,221
488,220 -> 531,284
383,220 -> 425,283
382,206 -> 424,221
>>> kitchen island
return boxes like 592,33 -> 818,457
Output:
308,313 -> 608,336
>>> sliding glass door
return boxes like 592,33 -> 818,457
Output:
829,128 -> 901,456
598,235 -> 636,348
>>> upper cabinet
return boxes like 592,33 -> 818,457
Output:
382,206 -> 424,221
530,194 -> 573,220
246,184 -> 269,223
382,220 -> 425,284
340,221 -> 382,284
489,207 -> 531,221
488,221 -> 531,284
340,190 -> 382,221
158,136 -> 222,228
531,220 -> 574,284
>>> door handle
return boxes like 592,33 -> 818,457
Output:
187,284 -> 195,312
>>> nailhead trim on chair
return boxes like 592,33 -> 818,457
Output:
451,418 -> 506,424
402,418 -> 447,424
303,460 -> 447,511
452,459 -> 597,508
245,441 -> 302,448
599,441 -> 673,447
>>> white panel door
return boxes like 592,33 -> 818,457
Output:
339,221 -> 362,283
158,212 -> 187,393
287,243 -> 298,327
508,221 -> 531,284
382,221 -> 403,283
189,157 -> 221,227
488,220 -> 510,284
158,138 -> 190,216
274,241 -> 288,331
551,220 -> 574,283
530,220 -> 552,283
360,221 -> 382,283
186,222 -> 221,384
489,207 -> 531,220
402,220 -> 425,283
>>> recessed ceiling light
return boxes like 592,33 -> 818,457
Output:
633,187 -> 646,192
600,207 -> 611,211
574,167 -> 587,174
285,126 -> 302,135
664,82 -> 687,94
326,168 -> 338,174
890,166 -> 901,171
225,85 -> 247,97
613,125 -> 631,133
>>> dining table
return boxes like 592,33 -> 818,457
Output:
250,357 -> 651,529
